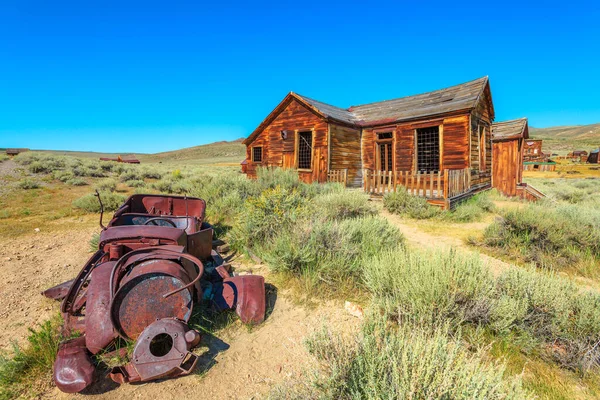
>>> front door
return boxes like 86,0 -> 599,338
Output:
377,142 -> 393,172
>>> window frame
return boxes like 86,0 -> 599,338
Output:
251,146 -> 263,163
479,125 -> 487,172
295,129 -> 315,171
374,130 -> 395,173
414,125 -> 442,173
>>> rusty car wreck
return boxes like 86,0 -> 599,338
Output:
42,193 -> 266,393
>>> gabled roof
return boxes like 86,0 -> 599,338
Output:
349,76 -> 491,126
244,77 -> 492,144
491,118 -> 529,141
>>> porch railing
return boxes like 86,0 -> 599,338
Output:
327,168 -> 348,186
363,168 -> 471,199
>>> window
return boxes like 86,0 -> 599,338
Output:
297,131 -> 313,170
416,126 -> 440,172
479,125 -> 487,172
252,146 -> 262,163
377,132 -> 393,140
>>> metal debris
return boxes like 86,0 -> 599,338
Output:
44,194 -> 266,393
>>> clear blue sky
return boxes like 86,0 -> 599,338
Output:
1,0 -> 599,153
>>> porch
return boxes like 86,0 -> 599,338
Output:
360,168 -> 487,209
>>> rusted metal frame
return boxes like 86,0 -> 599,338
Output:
61,250 -> 106,314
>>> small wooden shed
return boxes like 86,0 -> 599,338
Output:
491,118 -> 527,197
491,118 -> 544,200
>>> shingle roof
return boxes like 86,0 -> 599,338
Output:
244,77 -> 492,144
491,118 -> 529,141
294,77 -> 490,127
293,94 -> 357,125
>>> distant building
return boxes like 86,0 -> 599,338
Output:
567,150 -> 588,159
6,148 -> 29,156
588,149 -> 599,164
523,140 -> 545,162
99,155 -> 140,164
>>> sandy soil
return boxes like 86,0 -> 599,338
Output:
0,227 -> 98,351
0,224 -> 358,399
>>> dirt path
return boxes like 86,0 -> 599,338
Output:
380,209 -> 513,276
0,226 -> 358,399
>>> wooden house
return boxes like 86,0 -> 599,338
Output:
523,139 -> 544,162
588,149 -> 599,164
99,155 -> 140,164
242,77 -> 497,209
6,148 -> 29,156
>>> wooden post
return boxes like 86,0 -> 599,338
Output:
444,169 -> 449,199
429,171 -> 433,198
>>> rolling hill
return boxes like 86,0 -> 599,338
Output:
529,123 -> 600,154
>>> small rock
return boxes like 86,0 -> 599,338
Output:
34,228 -> 40,232
344,301 -> 364,319
5,257 -> 11,262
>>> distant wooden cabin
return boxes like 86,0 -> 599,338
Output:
243,77 -> 496,209
588,149 -> 599,164
99,155 -> 140,164
6,148 -> 29,156
523,139 -> 544,162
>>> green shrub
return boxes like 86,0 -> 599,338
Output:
263,216 -> 403,288
140,168 -> 162,179
481,203 -> 600,269
272,316 -> 527,399
495,268 -> 600,371
444,192 -> 496,222
0,154 -> 9,162
125,179 -> 145,188
17,179 -> 40,190
364,249 -> 494,326
66,178 -> 87,186
363,247 -> 600,372
0,317 -> 64,399
94,178 -> 117,193
73,192 -> 126,213
383,187 -> 441,219
28,161 -> 48,174
119,169 -> 142,182
231,186 -> 307,249
89,233 -> 100,253
52,170 -> 74,183
314,190 -> 376,220
256,167 -> 302,191
172,169 -> 183,180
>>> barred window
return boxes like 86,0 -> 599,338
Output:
252,147 -> 262,163
298,131 -> 312,169
416,126 -> 440,172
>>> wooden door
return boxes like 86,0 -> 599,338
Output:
492,141 -> 517,196
376,142 -> 393,172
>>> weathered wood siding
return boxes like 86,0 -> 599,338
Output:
492,140 -> 518,196
469,86 -> 493,187
245,99 -> 328,183
442,115 -> 469,170
361,114 -> 470,174
329,123 -> 362,187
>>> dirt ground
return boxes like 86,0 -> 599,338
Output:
0,224 -> 358,399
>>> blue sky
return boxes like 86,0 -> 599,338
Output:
1,0 -> 599,153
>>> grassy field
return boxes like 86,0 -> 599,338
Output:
530,123 -> 600,155
2,148 -> 600,399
